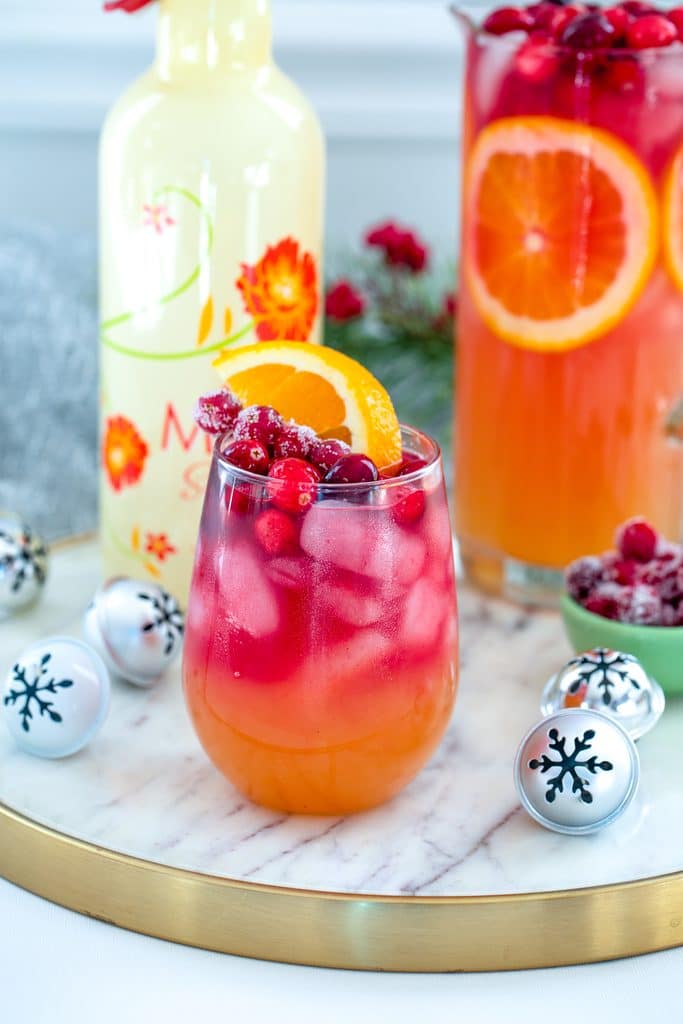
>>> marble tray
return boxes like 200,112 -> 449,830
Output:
1,537 -> 682,972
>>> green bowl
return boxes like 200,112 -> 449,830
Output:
560,594 -> 683,696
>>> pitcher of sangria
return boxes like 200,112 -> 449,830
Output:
454,3 -> 683,604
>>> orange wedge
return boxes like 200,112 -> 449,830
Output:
464,116 -> 658,352
213,342 -> 402,469
663,142 -> 683,292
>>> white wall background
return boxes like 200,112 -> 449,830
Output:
0,0 -> 469,260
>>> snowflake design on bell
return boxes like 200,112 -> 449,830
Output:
3,653 -> 73,733
529,727 -> 613,804
0,521 -> 48,613
564,648 -> 641,707
138,588 -> 184,656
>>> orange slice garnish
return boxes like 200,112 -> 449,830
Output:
662,141 -> 683,292
464,116 -> 658,352
213,342 -> 402,470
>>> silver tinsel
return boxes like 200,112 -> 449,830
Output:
0,226 -> 98,541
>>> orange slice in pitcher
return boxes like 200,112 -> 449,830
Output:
663,142 -> 683,292
464,116 -> 658,352
213,341 -> 402,469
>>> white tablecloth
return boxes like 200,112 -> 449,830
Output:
1,876 -> 679,1023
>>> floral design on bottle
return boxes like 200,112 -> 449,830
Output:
100,186 -> 319,362
102,415 -> 149,492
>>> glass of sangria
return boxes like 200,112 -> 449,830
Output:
183,420 -> 458,815
454,3 -> 683,604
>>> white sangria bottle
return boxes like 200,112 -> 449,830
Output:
99,0 -> 324,602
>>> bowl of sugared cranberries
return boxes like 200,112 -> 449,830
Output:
561,518 -> 683,695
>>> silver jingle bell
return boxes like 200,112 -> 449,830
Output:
514,708 -> 640,835
83,577 -> 184,688
541,648 -> 664,741
0,516 -> 49,618
2,636 -> 110,758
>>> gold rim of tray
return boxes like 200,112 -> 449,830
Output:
0,534 -> 681,971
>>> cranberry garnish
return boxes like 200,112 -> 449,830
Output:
391,489 -> 427,526
267,458 -> 321,514
615,517 -> 658,562
193,388 -> 242,435
565,555 -> 604,601
621,0 -> 654,15
398,457 -> 429,476
560,11 -> 617,48
309,438 -> 352,473
602,5 -> 632,38
605,557 -> 639,586
515,33 -> 560,82
483,6 -> 535,34
232,405 -> 283,448
616,584 -> 662,625
272,423 -> 317,461
584,585 -> 621,620
546,4 -> 584,35
661,602 -> 683,627
668,8 -> 683,41
626,12 -> 677,47
640,554 -> 683,604
324,454 -> 380,484
254,508 -> 299,556
222,439 -> 270,475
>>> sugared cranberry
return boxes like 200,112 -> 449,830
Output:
668,8 -> 683,41
602,5 -> 632,38
616,584 -> 662,625
515,32 -> 560,81
391,488 -> 426,526
584,584 -> 621,619
626,12 -> 677,47
640,555 -> 683,604
272,423 -> 317,461
565,555 -> 604,601
615,517 -> 658,562
254,508 -> 298,556
309,438 -> 352,473
621,1 -> 654,15
605,557 -> 639,586
560,11 -> 617,48
483,6 -> 535,34
398,457 -> 428,476
193,388 -> 242,435
324,454 -> 380,484
267,458 -> 321,514
661,601 -> 683,627
222,439 -> 270,475
232,405 -> 283,448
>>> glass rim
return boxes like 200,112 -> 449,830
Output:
214,422 -> 442,492
470,26 -> 683,61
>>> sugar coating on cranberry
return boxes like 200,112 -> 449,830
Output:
616,517 -> 658,562
565,555 -> 604,601
272,423 -> 318,461
483,6 -> 535,34
233,405 -> 284,448
254,508 -> 298,556
267,458 -> 321,514
222,439 -> 271,475
324,454 -> 380,484
616,583 -> 662,625
584,583 -> 622,620
309,438 -> 352,473
193,388 -> 242,435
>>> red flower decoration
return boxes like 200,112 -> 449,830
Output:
104,0 -> 156,11
365,221 -> 429,274
236,237 -> 318,341
325,280 -> 366,322
102,415 -> 149,492
144,533 -> 177,562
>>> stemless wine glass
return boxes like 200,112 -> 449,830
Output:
183,425 -> 458,815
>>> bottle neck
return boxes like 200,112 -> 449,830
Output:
156,0 -> 272,78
